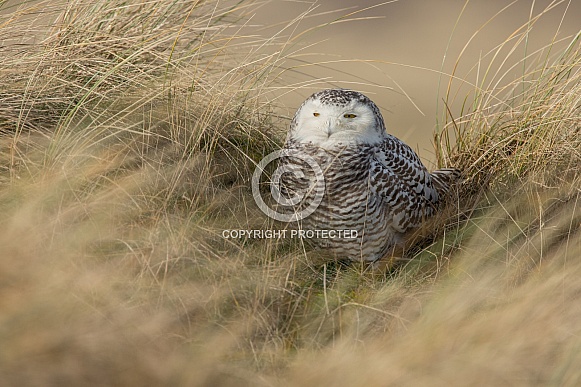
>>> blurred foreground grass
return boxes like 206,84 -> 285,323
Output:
0,1 -> 580,385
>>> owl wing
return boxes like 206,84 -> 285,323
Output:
370,135 -> 439,232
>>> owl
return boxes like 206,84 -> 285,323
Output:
278,89 -> 460,264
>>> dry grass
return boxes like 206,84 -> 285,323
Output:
1,1 -> 580,386
436,3 -> 581,193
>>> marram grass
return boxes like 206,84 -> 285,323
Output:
1,1 -> 580,386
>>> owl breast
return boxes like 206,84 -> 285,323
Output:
280,141 -> 400,262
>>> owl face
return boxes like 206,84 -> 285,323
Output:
288,89 -> 387,149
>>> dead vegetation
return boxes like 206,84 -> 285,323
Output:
0,1 -> 580,386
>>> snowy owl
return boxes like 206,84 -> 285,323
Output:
278,89 -> 460,264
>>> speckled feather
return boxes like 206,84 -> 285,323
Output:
280,89 -> 460,262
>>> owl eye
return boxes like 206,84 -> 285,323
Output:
313,112 -> 320,117
344,113 -> 357,118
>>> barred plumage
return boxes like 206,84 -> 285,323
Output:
279,89 -> 460,263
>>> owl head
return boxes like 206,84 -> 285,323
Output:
286,89 -> 387,148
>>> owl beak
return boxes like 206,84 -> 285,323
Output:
323,121 -> 333,137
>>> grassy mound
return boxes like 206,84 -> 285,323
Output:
0,1 -> 580,385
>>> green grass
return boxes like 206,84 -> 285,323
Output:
1,1 -> 580,386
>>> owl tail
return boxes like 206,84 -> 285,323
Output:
430,168 -> 461,199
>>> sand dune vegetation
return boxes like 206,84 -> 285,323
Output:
1,1 -> 580,385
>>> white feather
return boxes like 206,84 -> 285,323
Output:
288,98 -> 385,149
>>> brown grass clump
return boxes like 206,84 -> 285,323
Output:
0,1 -> 580,386
437,17 -> 581,194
